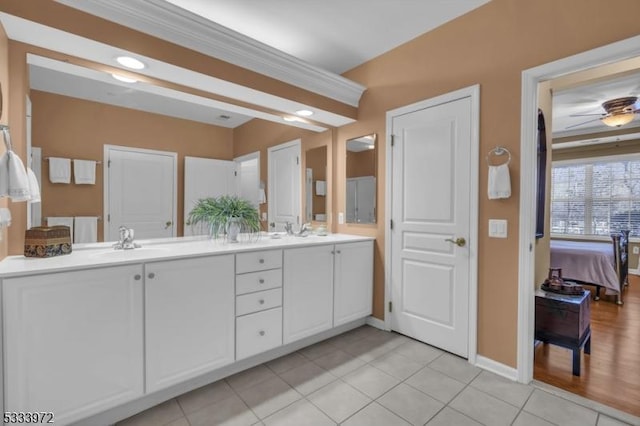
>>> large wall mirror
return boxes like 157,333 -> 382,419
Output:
304,145 -> 327,223
345,134 -> 377,224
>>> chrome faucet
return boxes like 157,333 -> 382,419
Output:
297,222 -> 311,237
284,221 -> 294,235
114,225 -> 138,250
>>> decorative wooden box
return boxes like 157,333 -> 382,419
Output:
535,289 -> 591,376
24,226 -> 72,258
535,289 -> 590,341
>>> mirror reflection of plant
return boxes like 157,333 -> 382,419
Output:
187,195 -> 260,239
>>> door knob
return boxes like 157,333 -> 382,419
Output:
445,237 -> 466,247
164,221 -> 172,229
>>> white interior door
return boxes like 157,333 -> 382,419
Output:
389,92 -> 476,358
105,146 -> 177,241
184,156 -> 236,236
234,151 -> 260,207
268,140 -> 301,231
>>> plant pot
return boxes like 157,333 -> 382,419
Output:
226,217 -> 241,243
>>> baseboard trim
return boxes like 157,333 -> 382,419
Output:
365,316 -> 387,330
628,267 -> 639,276
475,355 -> 518,381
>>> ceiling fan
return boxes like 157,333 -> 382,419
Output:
567,96 -> 640,129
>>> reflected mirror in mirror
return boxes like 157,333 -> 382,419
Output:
345,134 -> 376,224
304,146 -> 327,223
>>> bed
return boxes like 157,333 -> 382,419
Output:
549,231 -> 629,305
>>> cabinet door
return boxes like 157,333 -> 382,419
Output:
334,241 -> 374,326
3,265 -> 144,425
145,255 -> 235,392
283,245 -> 334,343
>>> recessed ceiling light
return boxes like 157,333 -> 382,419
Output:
116,56 -> 145,70
283,116 -> 298,122
111,73 -> 137,83
295,109 -> 313,117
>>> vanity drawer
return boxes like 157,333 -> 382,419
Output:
236,307 -> 282,360
236,269 -> 282,295
236,288 -> 282,316
236,250 -> 282,274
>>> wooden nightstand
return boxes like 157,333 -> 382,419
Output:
535,289 -> 591,376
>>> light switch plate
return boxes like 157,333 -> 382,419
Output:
338,212 -> 344,224
489,219 -> 508,238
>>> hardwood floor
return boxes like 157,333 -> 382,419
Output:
534,275 -> 640,417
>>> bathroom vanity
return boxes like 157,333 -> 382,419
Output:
0,234 -> 374,425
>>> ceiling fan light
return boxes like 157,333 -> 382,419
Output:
601,112 -> 635,127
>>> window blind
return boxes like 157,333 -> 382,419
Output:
550,156 -> 640,237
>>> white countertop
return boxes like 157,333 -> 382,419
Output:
0,233 -> 374,277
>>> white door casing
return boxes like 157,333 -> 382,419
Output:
517,35 -> 640,383
386,85 -> 479,360
268,140 -> 301,231
104,145 -> 177,241
184,156 -> 236,236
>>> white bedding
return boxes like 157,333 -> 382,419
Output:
550,240 -> 619,295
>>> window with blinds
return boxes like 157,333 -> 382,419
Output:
550,155 -> 640,237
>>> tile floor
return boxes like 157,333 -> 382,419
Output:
117,326 -> 638,426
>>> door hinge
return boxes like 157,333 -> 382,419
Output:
296,156 -> 299,165
108,159 -> 111,168
390,219 -> 394,230
391,134 -> 395,146
107,214 -> 110,222
389,301 -> 393,312
234,171 -> 237,176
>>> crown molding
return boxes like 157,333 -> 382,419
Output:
55,0 -> 366,107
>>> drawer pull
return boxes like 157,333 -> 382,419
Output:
259,278 -> 265,284
259,299 -> 265,305
134,274 -> 141,281
259,330 -> 265,336
259,259 -> 265,264
148,272 -> 155,279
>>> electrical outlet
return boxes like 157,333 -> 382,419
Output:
261,212 -> 267,221
338,212 -> 344,224
633,246 -> 639,255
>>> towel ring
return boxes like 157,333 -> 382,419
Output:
486,146 -> 511,166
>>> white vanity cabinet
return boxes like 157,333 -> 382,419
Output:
2,264 -> 144,425
235,250 -> 283,360
283,240 -> 374,343
333,241 -> 374,326
145,255 -> 235,393
283,244 -> 335,343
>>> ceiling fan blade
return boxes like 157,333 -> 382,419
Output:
569,113 -> 605,117
565,117 -> 602,129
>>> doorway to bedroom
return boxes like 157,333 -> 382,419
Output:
520,36 -> 640,417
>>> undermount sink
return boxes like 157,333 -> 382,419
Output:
89,246 -> 171,259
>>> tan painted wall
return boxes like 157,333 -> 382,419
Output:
1,0 -> 640,368
31,90 -> 234,242
305,146 -> 328,217
338,0 -> 640,366
346,149 -> 376,178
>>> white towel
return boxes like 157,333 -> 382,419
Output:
47,217 -> 73,237
0,151 -> 8,197
27,167 -> 41,203
49,157 -> 71,183
316,180 -> 326,196
8,151 -> 31,201
73,159 -> 96,184
74,216 -> 98,243
488,164 -> 511,199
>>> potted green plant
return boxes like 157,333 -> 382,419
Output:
187,195 -> 261,242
